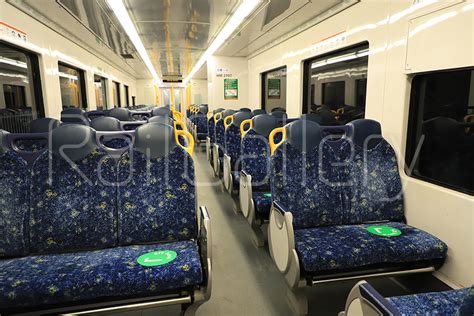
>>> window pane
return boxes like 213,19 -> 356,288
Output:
406,68 -> 474,195
262,67 -> 287,112
59,63 -> 84,109
0,41 -> 43,133
304,43 -> 368,125
94,75 -> 108,110
113,81 -> 121,107
124,85 -> 129,107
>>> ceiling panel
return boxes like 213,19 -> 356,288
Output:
125,0 -> 239,78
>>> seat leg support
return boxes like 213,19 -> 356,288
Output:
286,287 -> 308,316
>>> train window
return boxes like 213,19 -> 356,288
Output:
303,42 -> 369,125
406,68 -> 474,195
113,81 -> 121,107
124,85 -> 130,107
0,41 -> 44,133
94,75 -> 108,110
261,66 -> 287,112
58,62 -> 87,109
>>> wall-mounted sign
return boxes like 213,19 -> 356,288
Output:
0,22 -> 27,42
216,67 -> 232,78
268,79 -> 281,99
224,78 -> 238,100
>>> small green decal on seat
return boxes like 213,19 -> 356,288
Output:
263,193 -> 272,197
137,250 -> 177,267
367,226 -> 401,237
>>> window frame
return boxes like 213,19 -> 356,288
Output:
302,41 -> 369,114
113,81 -> 121,107
0,40 -> 45,117
58,61 -> 87,109
260,65 -> 287,111
405,66 -> 474,196
124,84 -> 130,107
93,74 -> 108,110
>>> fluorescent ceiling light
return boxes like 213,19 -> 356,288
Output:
107,0 -> 161,85
311,49 -> 369,69
0,57 -> 27,69
182,0 -> 263,85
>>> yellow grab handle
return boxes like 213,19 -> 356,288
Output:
214,112 -> 222,123
224,115 -> 234,130
336,108 -> 345,115
175,129 -> 194,157
240,119 -> 253,138
269,127 -> 286,155
173,110 -> 183,122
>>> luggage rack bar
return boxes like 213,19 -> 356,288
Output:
311,266 -> 435,285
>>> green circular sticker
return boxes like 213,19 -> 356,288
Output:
367,226 -> 401,237
137,250 -> 177,267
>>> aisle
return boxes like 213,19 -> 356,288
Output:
193,151 -> 294,316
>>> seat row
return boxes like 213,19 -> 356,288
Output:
200,108 -> 472,314
0,123 -> 211,315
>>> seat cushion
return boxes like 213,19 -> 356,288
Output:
387,288 -> 470,316
0,240 -> 203,310
253,192 -> 272,215
294,222 -> 447,273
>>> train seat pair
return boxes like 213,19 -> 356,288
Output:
267,119 -> 448,314
341,281 -> 473,315
212,109 -> 236,177
0,124 -> 211,315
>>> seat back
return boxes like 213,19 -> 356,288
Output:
30,118 -> 60,133
152,106 -> 172,117
91,116 -> 130,148
241,114 -> 279,186
252,109 -> 266,116
239,107 -> 252,112
148,115 -> 174,126
0,131 -> 30,257
271,120 -> 347,229
215,110 -> 235,149
301,113 -> 322,124
117,123 -> 197,245
109,108 -> 132,121
224,111 -> 253,170
30,125 -> 117,254
345,119 -> 405,223
61,108 -> 89,125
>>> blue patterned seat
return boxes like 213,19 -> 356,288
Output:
194,114 -> 208,141
294,222 -> 447,273
0,241 -> 202,309
270,119 -> 447,279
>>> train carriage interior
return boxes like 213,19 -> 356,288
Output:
0,0 -> 473,315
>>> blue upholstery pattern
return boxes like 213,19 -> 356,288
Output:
253,192 -> 272,215
271,142 -> 345,229
343,139 -> 405,224
117,147 -> 197,245
102,138 -> 131,149
0,151 -> 29,257
294,222 -> 448,273
0,240 -> 202,309
194,115 -> 208,136
387,287 -> 470,316
30,150 -> 117,254
241,129 -> 272,186
215,119 -> 225,149
15,139 -> 48,152
458,286 -> 474,315
208,117 -> 216,143
224,124 -> 242,170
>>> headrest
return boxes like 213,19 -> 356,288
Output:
286,120 -> 322,153
199,105 -> 208,115
148,115 -> 174,126
252,109 -> 266,116
0,130 -> 9,156
152,107 -> 173,117
347,119 -> 382,149
271,107 -> 286,113
301,113 -> 322,125
52,125 -> 97,162
233,111 -> 253,127
252,114 -> 279,137
30,118 -> 60,133
222,109 -> 236,118
270,111 -> 287,120
239,107 -> 252,112
61,108 -> 87,124
213,108 -> 224,114
134,123 -> 176,159
90,116 -> 121,131
109,108 -> 132,121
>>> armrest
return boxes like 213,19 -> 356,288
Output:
240,169 -> 250,178
273,200 -> 289,216
341,281 -> 400,316
197,206 -> 212,301
268,201 -> 295,276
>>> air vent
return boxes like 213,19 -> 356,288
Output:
121,54 -> 134,59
